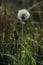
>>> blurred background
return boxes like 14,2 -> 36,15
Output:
0,0 -> 43,65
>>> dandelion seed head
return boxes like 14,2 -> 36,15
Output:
17,9 -> 30,21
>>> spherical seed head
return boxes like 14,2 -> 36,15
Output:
17,9 -> 30,21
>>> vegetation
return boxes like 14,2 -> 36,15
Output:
0,0 -> 43,65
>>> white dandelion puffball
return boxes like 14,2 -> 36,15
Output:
17,9 -> 30,21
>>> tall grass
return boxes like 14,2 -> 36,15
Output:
0,0 -> 43,65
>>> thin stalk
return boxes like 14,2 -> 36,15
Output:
28,0 -> 43,11
19,22 -> 24,65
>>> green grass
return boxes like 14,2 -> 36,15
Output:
0,0 -> 43,65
